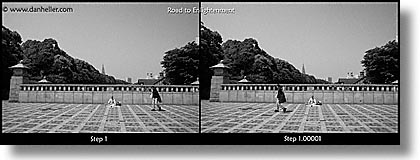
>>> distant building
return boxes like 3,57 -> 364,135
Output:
127,77 -> 132,84
137,79 -> 159,85
137,78 -> 166,85
327,77 -> 333,83
158,72 -> 164,79
137,71 -> 166,85
337,71 -> 366,84
337,78 -> 359,84
354,71 -> 367,84
146,72 -> 153,79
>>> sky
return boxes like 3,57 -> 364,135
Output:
2,2 -> 199,81
202,2 -> 398,82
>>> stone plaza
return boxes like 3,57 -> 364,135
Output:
201,101 -> 398,133
2,101 -> 199,133
2,58 -> 399,134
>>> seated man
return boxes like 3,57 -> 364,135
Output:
107,96 -> 116,108
307,96 -> 317,107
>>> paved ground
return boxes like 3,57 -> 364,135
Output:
201,101 -> 398,133
2,101 -> 198,133
1,101 -> 399,133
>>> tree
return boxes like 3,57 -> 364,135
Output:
361,40 -> 399,84
197,24 -> 331,99
2,26 -> 129,100
199,22 -> 224,99
1,26 -> 24,100
221,37 -> 325,84
20,38 -> 128,84
161,42 -> 199,85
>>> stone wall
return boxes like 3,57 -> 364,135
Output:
218,84 -> 398,104
17,84 -> 199,105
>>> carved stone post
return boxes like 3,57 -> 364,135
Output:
209,60 -> 230,102
9,60 -> 29,102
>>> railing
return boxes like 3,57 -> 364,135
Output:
17,84 -> 199,105
218,84 -> 398,104
20,84 -> 199,92
221,84 -> 398,92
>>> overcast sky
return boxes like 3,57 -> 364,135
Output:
2,2 -> 199,81
202,2 -> 397,82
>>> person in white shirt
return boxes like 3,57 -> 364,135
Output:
107,96 -> 116,108
308,95 -> 317,107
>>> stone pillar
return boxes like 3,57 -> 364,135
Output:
9,60 -> 29,102
209,60 -> 230,102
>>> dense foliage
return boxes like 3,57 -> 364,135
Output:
20,39 -> 128,84
221,38 -> 328,84
1,26 -> 24,100
2,25 -> 127,89
361,40 -> 399,84
195,23 -> 330,99
199,22 -> 225,99
161,42 -> 199,85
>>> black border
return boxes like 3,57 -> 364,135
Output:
1,0 -> 400,145
0,133 -> 399,145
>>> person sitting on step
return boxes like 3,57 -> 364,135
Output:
307,95 -> 317,107
107,96 -> 116,108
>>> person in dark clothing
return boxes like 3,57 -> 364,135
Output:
150,86 -> 163,111
275,84 -> 287,113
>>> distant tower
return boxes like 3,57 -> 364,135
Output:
101,64 -> 105,75
302,63 -> 306,74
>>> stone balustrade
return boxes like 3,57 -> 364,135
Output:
218,84 -> 398,104
17,84 -> 199,105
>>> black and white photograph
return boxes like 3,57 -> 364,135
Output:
0,1 -> 406,146
1,2 -> 200,135
3,0 -> 420,159
200,2 -> 399,135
